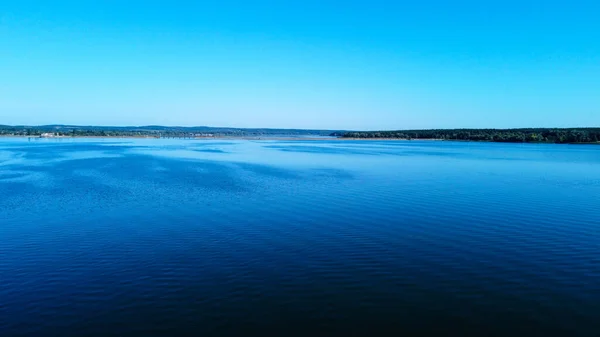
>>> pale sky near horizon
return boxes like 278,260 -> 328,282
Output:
1,1 -> 599,130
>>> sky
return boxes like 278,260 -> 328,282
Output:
1,1 -> 599,130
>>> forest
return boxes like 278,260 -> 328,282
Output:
2,125 -> 600,143
339,128 -> 600,144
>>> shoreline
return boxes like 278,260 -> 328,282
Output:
0,135 -> 440,141
1,135 -> 597,144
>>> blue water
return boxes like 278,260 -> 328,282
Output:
1,138 -> 599,337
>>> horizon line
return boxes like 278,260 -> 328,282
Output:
1,124 -> 600,132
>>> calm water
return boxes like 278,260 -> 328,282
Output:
1,138 -> 599,337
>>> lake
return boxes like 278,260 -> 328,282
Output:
1,138 -> 599,336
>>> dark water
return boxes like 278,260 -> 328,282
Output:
1,138 -> 599,337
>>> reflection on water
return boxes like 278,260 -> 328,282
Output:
1,138 -> 600,336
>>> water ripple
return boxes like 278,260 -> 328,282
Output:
2,139 -> 600,336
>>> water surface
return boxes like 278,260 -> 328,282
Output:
1,138 -> 599,336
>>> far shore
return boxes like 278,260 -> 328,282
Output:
0,135 -> 443,141
2,135 -> 597,144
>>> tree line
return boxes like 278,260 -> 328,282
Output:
339,128 -> 600,144
0,125 -> 336,138
0,128 -> 161,137
3,125 -> 600,143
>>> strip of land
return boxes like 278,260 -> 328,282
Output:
1,125 -> 599,144
0,125 -> 337,139
339,128 -> 600,144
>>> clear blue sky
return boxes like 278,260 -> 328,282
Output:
1,1 -> 599,130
